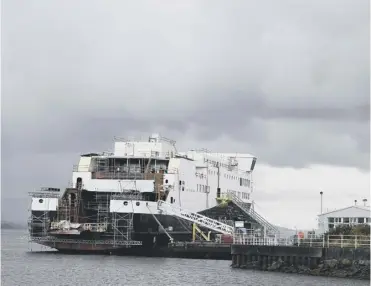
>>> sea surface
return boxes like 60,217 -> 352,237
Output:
1,229 -> 369,286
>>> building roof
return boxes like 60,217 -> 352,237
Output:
318,205 -> 370,217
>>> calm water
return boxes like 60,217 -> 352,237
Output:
1,229 -> 368,286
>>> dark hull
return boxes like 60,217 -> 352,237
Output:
36,240 -> 231,260
30,212 -> 195,252
29,189 -> 249,255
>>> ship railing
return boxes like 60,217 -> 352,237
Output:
28,192 -> 61,198
203,157 -> 255,175
74,164 -> 177,176
91,172 -> 146,180
90,169 -> 171,180
108,151 -> 176,158
29,236 -> 142,246
233,234 -> 371,249
110,193 -> 145,201
113,135 -> 176,145
170,241 -> 232,248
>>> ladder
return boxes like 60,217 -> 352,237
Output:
226,190 -> 279,236
157,200 -> 234,235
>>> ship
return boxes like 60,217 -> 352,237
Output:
28,133 -> 279,254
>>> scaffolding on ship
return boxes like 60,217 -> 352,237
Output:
27,190 -> 142,251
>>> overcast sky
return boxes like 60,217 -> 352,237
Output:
2,0 -> 370,230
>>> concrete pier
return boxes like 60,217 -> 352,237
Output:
231,245 -> 370,280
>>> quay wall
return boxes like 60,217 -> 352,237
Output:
231,245 -> 370,280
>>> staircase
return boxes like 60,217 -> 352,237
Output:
157,200 -> 234,235
226,190 -> 279,236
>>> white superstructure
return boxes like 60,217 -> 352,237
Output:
70,133 -> 255,214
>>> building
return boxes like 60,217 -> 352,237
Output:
317,205 -> 371,234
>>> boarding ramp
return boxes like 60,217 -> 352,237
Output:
226,190 -> 279,236
157,200 -> 234,235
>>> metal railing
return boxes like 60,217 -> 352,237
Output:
113,135 -> 176,145
226,190 -> 279,236
157,200 -> 235,235
233,234 -> 370,249
29,236 -> 142,246
91,172 -> 146,180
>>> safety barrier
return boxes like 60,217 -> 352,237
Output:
233,234 -> 370,249
29,236 -> 142,246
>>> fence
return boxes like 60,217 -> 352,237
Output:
233,234 -> 370,249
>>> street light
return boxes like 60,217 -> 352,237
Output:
320,191 -> 323,214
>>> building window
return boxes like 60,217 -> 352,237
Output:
343,218 -> 350,223
358,218 -> 364,223
328,217 -> 334,223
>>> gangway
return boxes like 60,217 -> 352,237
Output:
226,190 -> 279,236
157,200 -> 234,235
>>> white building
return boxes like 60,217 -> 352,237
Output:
317,205 -> 371,234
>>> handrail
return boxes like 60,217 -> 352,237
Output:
113,135 -> 176,145
233,234 -> 371,249
226,190 -> 279,235
157,200 -> 234,235
29,236 -> 142,246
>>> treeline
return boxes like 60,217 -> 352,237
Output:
1,221 -> 26,229
327,224 -> 370,236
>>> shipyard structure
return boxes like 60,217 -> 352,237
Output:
28,133 -> 279,253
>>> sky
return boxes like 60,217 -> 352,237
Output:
1,0 -> 370,230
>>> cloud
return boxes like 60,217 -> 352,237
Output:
251,164 -> 370,229
1,0 -> 369,224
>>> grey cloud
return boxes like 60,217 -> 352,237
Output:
2,0 -> 370,222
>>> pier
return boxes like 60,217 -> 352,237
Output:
231,234 -> 370,280
167,241 -> 231,259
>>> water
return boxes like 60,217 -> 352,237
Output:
1,229 -> 368,286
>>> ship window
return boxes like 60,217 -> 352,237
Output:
182,187 -> 184,191
165,179 -> 168,184
136,202 -> 140,206
123,201 -> 128,206
182,181 -> 185,185
179,181 -> 182,185
240,178 -> 242,186
170,197 -> 174,203
39,199 -> 43,203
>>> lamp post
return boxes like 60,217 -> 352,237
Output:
320,191 -> 323,214
363,199 -> 367,206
